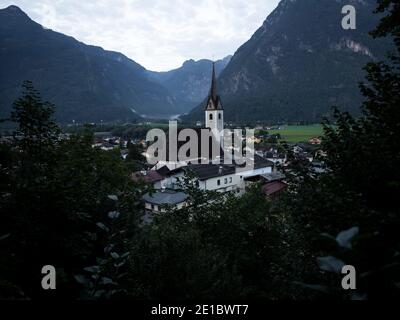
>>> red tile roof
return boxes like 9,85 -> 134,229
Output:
262,181 -> 287,196
132,170 -> 163,183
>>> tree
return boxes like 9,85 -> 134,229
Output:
126,141 -> 145,162
0,82 -> 141,299
284,0 -> 400,299
127,174 -> 309,299
10,81 -> 60,159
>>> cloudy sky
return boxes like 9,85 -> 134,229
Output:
0,0 -> 280,71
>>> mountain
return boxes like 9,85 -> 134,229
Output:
147,56 -> 231,114
186,0 -> 392,123
0,5 -> 179,123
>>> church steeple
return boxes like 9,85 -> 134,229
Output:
205,62 -> 224,132
205,62 -> 223,111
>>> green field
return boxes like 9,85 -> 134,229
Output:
267,124 -> 324,143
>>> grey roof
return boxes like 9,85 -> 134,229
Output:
185,164 -> 236,180
253,154 -> 275,169
233,154 -> 274,170
156,165 -> 171,177
261,171 -> 286,182
169,155 -> 274,181
142,190 -> 188,206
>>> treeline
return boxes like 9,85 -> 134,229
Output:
63,123 -> 151,140
0,82 -> 143,298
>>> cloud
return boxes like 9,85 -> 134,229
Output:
0,0 -> 280,71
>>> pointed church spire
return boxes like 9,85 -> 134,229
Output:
205,61 -> 224,132
205,62 -> 223,111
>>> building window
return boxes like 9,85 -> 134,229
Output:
218,113 -> 222,120
224,178 -> 228,184
217,179 -> 220,186
151,204 -> 154,210
209,114 -> 213,120
229,177 -> 232,183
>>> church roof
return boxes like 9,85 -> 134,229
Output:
205,62 -> 223,111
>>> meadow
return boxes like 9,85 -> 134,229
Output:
267,124 -> 324,143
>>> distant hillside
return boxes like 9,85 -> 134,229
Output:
147,56 -> 231,114
0,5 -> 180,123
186,0 -> 392,123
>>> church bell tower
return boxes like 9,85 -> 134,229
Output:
205,63 -> 224,132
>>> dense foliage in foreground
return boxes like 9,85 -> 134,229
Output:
0,82 -> 142,298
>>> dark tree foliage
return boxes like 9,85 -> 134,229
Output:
322,0 -> 400,223
371,0 -> 400,40
0,82 -> 141,299
125,140 -> 146,172
282,0 -> 400,299
127,176 -> 312,300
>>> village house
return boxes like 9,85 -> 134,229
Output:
143,190 -> 188,214
260,172 -> 287,199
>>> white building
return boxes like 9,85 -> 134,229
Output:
143,190 -> 188,214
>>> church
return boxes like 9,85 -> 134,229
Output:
141,64 -> 274,213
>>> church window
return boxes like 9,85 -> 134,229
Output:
209,114 -> 213,120
218,113 -> 221,120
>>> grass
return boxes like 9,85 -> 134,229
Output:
266,124 -> 324,143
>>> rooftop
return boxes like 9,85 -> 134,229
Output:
252,154 -> 275,169
156,165 -> 171,177
142,190 -> 188,206
185,164 -> 236,180
262,181 -> 287,196
261,172 -> 286,182
132,170 -> 163,183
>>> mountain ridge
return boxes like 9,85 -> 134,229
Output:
185,0 -> 392,123
147,55 -> 231,114
0,5 -> 179,123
